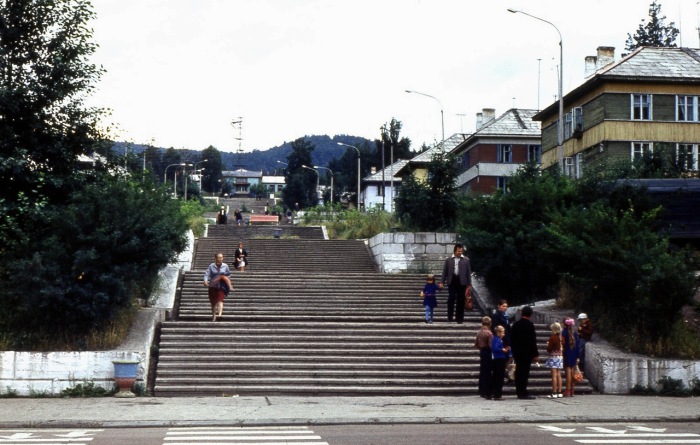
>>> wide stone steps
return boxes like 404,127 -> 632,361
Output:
206,225 -> 324,239
155,238 -> 593,397
191,239 -> 376,273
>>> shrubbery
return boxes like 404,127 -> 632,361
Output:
459,164 -> 698,356
0,175 -> 188,350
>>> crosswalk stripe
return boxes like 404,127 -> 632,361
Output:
163,427 -> 328,445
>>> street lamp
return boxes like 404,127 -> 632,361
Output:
164,163 -> 185,197
508,8 -> 564,173
405,89 -> 445,152
336,142 -> 362,210
183,163 -> 193,200
314,165 -> 334,208
301,164 -> 321,206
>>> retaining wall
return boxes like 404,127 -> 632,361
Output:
368,232 -> 458,274
0,231 -> 194,396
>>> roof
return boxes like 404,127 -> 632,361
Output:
535,47 -> 700,120
471,108 -> 541,138
410,133 -> 471,163
222,168 -> 262,178
363,159 -> 411,183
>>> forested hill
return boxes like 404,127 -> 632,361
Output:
114,135 -> 374,174
221,134 -> 372,172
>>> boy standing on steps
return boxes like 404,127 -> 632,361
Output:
420,274 -> 439,323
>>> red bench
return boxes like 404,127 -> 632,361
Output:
248,214 -> 279,225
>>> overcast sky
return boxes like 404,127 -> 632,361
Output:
86,0 -> 698,153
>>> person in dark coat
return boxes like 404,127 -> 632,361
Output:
439,243 -> 472,324
510,305 -> 540,399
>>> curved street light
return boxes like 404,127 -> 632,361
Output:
508,8 -> 564,173
314,165 -> 334,208
337,142 -> 362,210
301,164 -> 321,206
164,163 -> 186,198
405,89 -> 445,152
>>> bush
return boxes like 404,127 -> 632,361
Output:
0,176 -> 188,349
459,164 -> 697,357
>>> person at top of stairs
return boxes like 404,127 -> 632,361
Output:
204,253 -> 232,322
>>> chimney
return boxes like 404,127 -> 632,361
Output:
475,112 -> 483,130
370,166 -> 377,174
585,55 -> 597,77
596,46 -> 615,70
482,108 -> 496,124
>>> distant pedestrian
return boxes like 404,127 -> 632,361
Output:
474,316 -> 493,399
234,242 -> 248,271
419,274 -> 439,324
562,317 -> 580,397
491,325 -> 509,400
577,313 -> 594,374
439,243 -> 472,324
544,322 -> 564,398
203,253 -> 232,322
235,209 -> 243,225
510,305 -> 539,399
217,206 -> 227,225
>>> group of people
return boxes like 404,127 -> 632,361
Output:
474,300 -> 594,400
202,242 -> 248,321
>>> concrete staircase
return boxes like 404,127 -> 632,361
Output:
205,225 -> 325,240
154,233 -> 594,396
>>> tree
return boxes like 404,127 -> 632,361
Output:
625,1 -> 679,51
0,0 -> 104,246
395,152 -> 459,231
281,137 -> 316,208
200,145 -> 223,194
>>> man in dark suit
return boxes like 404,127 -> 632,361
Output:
440,243 -> 472,324
510,305 -> 540,399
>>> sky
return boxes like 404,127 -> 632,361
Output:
86,0 -> 700,153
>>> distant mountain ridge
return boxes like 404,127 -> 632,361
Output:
113,135 -> 373,173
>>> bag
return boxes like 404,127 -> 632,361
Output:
464,286 -> 474,311
506,361 -> 516,381
573,365 -> 584,382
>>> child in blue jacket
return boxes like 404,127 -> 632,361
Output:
420,274 -> 439,323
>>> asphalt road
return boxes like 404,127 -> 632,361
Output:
3,422 -> 699,445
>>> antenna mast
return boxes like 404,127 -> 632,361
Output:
231,117 -> 244,170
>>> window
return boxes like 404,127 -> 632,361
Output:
677,96 -> 699,122
377,184 -> 383,196
677,144 -> 699,170
632,142 -> 653,161
527,145 -> 542,163
497,144 -> 512,163
497,177 -> 509,193
563,111 -> 573,139
563,154 -> 583,178
573,107 -> 583,132
631,94 -> 652,120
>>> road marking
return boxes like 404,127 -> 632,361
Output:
163,426 -> 328,445
0,429 -> 102,444
536,425 -> 700,444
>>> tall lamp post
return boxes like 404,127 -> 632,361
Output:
405,89 -> 445,152
194,159 -> 208,193
336,142 -> 361,210
182,163 -> 193,200
164,163 -> 185,197
508,8 -> 564,173
314,165 -> 334,208
301,164 -> 321,206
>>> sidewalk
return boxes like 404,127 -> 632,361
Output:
0,395 -> 697,428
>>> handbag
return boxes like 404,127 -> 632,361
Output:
573,364 -> 584,382
506,361 -> 516,381
464,286 -> 474,311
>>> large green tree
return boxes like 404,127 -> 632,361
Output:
0,0 -> 104,247
281,137 -> 316,209
625,1 -> 679,51
200,145 -> 223,194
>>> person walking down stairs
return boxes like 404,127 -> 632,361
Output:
204,253 -> 232,322
234,242 -> 248,272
